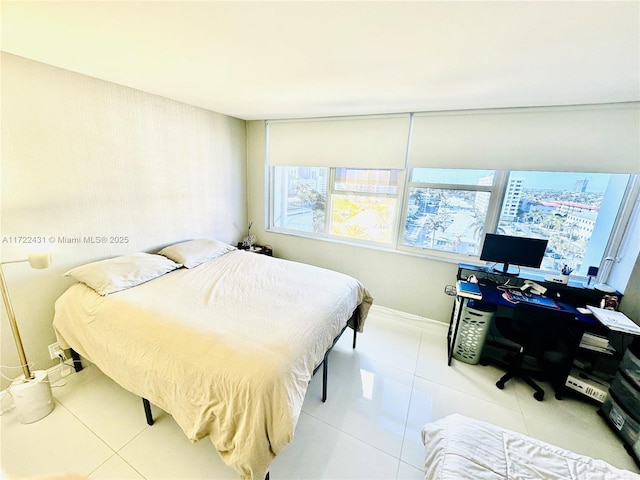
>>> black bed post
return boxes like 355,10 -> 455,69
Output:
352,311 -> 360,349
322,351 -> 329,403
142,398 -> 154,426
70,348 -> 83,372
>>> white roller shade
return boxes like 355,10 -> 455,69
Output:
268,114 -> 410,168
409,103 -> 640,173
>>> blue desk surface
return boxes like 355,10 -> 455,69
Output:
469,283 -> 600,327
458,263 -> 607,327
458,262 -> 622,295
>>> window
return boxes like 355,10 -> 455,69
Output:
331,168 -> 399,243
267,106 -> 639,288
401,169 -> 632,276
494,171 -> 631,275
271,167 -> 399,244
402,169 -> 495,255
272,166 -> 327,234
270,165 -> 636,279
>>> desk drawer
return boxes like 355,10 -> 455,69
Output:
601,393 -> 640,446
619,348 -> 640,388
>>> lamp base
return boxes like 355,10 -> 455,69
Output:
11,370 -> 55,423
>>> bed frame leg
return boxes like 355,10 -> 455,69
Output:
352,329 -> 357,349
322,353 -> 328,403
142,398 -> 154,426
265,472 -> 270,480
70,348 -> 83,372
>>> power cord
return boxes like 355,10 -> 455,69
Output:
0,362 -> 36,382
55,353 -> 74,380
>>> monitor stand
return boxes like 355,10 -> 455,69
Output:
493,263 -> 519,276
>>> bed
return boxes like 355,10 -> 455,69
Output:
53,240 -> 373,480
421,414 -> 640,479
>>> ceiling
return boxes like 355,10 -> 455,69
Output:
1,1 -> 639,120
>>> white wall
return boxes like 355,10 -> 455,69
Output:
0,53 -> 247,388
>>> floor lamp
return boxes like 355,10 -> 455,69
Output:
1,251 -> 55,423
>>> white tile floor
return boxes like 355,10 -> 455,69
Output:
2,305 -> 639,479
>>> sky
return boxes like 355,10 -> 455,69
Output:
513,171 -> 613,193
411,169 -> 618,193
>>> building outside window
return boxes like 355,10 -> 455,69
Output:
402,169 -> 495,255
494,171 -> 630,275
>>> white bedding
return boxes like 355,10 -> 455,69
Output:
422,414 -> 640,480
53,250 -> 373,480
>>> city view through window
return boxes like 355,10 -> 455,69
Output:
404,170 -> 627,274
272,167 -> 628,274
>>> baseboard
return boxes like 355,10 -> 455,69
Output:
46,360 -> 74,386
371,304 -> 447,329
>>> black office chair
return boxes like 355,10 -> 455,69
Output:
483,304 -> 567,401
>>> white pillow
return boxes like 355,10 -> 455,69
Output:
64,252 -> 181,295
158,238 -> 236,268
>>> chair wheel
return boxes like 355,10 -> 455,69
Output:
496,381 -> 505,390
534,391 -> 544,401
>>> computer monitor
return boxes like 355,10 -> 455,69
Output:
479,233 -> 548,275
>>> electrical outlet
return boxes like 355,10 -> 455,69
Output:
48,342 -> 62,360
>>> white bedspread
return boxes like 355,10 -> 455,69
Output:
53,250 -> 372,479
422,414 -> 640,480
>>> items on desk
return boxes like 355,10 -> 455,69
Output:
544,274 -> 569,284
587,306 -> 640,335
520,280 -> 547,295
544,273 -> 571,284
586,266 -> 599,286
600,294 -> 619,311
540,264 -> 574,286
502,288 -> 561,310
455,280 -> 482,300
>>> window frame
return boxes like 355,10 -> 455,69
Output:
269,166 -> 329,236
396,169 -> 507,260
268,166 -> 405,248
268,164 -> 639,283
327,167 -> 404,247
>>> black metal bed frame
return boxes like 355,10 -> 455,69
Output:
69,309 -> 361,480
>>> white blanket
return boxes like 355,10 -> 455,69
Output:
53,250 -> 372,479
421,414 -> 640,480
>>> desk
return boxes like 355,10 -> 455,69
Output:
447,263 -> 622,400
457,263 -> 616,312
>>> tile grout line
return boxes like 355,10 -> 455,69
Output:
395,326 -> 426,479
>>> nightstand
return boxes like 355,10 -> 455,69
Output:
236,243 -> 273,256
